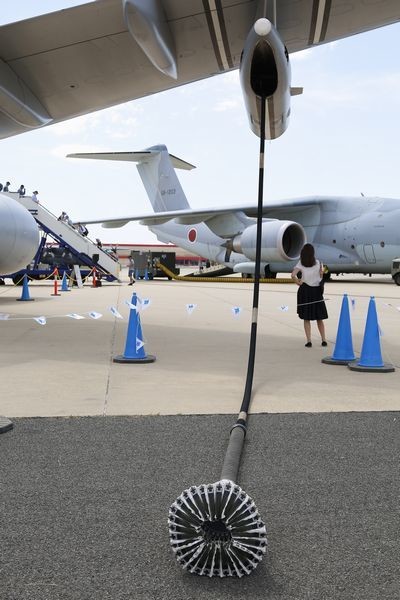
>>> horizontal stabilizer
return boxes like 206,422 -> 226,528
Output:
67,149 -> 196,171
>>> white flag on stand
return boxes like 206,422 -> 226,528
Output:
33,316 -> 47,325
88,311 -> 102,320
278,305 -> 289,312
139,298 -> 151,311
186,303 -> 197,315
109,306 -> 123,319
125,299 -> 137,311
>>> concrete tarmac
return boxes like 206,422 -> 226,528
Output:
1,271 -> 399,599
0,271 -> 399,417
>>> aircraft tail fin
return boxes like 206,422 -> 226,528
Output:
67,144 -> 195,212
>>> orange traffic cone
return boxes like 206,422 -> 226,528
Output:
51,268 -> 61,296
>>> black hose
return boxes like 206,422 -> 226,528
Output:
221,95 -> 267,483
168,97 -> 268,578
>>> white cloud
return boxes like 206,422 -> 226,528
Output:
220,70 -> 240,85
49,103 -> 143,139
290,48 -> 313,62
50,143 -> 106,158
49,113 -> 101,136
213,99 -> 241,112
305,71 -> 400,112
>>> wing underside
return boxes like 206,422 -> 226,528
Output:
0,0 -> 399,138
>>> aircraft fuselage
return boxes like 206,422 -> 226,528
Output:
149,196 -> 400,275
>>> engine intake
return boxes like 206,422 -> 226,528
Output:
231,220 -> 305,262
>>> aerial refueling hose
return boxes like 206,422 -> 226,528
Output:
168,97 -> 268,577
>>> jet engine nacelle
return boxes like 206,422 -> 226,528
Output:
0,195 -> 40,274
232,220 -> 306,263
240,18 -> 294,140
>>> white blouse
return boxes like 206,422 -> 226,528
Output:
294,260 -> 322,287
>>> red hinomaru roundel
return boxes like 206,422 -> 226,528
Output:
188,228 -> 197,243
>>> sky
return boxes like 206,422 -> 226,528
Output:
1,1 -> 400,244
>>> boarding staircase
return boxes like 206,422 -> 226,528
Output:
10,193 -> 121,281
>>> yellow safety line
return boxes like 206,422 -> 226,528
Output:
155,263 -> 293,284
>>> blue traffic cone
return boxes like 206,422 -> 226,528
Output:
135,268 -> 139,280
348,297 -> 394,372
61,272 -> 70,292
16,274 -> 34,301
144,268 -> 149,280
322,294 -> 355,365
113,293 -> 156,363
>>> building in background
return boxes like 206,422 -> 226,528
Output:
102,243 -> 205,267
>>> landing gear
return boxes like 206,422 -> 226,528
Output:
264,266 -> 277,279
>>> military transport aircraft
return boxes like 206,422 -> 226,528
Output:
1,0 -> 400,274
69,145 -> 400,278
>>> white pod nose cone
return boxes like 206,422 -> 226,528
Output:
254,18 -> 272,37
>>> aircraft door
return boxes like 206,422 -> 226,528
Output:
363,244 -> 376,263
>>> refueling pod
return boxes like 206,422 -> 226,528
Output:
239,18 -> 302,139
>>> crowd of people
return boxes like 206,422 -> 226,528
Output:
57,211 -> 90,237
1,181 -> 38,201
1,183 -> 96,242
1,180 -> 122,272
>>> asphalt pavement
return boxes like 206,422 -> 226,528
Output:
1,413 -> 399,600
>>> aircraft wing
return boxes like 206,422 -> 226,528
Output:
1,0 -> 400,139
80,197 -> 330,228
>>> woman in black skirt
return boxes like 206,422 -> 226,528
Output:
291,243 -> 328,348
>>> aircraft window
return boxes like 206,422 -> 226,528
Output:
351,244 -> 355,249
332,240 -> 336,244
380,241 -> 385,247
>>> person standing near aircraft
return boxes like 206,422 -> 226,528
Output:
77,222 -> 89,236
31,190 -> 39,203
3,181 -> 10,192
291,243 -> 328,348
128,256 -> 135,285
17,184 -> 26,197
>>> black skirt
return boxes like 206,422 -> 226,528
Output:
297,283 -> 328,321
